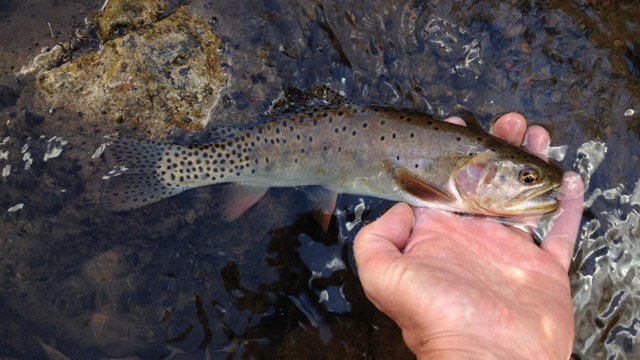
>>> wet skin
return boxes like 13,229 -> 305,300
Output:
354,113 -> 584,360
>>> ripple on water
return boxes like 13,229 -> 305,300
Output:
573,176 -> 640,358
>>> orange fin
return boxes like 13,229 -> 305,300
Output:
304,187 -> 338,232
220,184 -> 269,221
394,168 -> 454,203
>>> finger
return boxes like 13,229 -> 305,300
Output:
443,116 -> 466,126
354,202 -> 414,266
540,172 -> 585,272
523,125 -> 551,160
490,112 -> 527,145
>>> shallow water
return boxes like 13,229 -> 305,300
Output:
1,0 -> 639,359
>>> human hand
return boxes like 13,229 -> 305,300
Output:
354,113 -> 584,359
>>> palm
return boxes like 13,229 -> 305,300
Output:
354,113 -> 584,359
402,208 -> 572,357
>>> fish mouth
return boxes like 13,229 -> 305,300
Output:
504,186 -> 559,214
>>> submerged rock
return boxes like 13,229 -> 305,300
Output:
88,0 -> 166,42
27,1 -> 224,137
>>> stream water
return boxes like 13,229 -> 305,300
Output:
0,0 -> 638,359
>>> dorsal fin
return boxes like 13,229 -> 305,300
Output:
449,107 -> 484,131
265,86 -> 350,116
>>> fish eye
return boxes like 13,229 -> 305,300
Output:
518,168 -> 540,184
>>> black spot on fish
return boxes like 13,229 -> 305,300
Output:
363,123 -> 368,128
456,137 -> 461,141
410,133 -> 415,138
477,137 -> 482,141
352,130 -> 357,136
380,136 -> 385,141
427,121 -> 433,125
380,120 -> 386,125
434,127 -> 439,131
338,111 -> 344,116
392,133 -> 396,139
308,136 -> 313,142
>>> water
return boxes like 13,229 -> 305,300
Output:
0,0 -> 639,358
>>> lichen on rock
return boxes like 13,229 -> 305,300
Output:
88,0 -> 166,42
31,1 -> 224,137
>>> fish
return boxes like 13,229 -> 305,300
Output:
101,104 -> 563,220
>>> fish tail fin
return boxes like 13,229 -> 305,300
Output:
102,137 -> 212,211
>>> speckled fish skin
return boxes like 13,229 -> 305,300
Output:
103,104 -> 563,217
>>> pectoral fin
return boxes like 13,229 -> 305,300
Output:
220,184 -> 270,221
394,168 -> 454,203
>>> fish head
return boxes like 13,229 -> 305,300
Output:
454,150 -> 563,216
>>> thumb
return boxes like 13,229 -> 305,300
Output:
354,202 -> 414,284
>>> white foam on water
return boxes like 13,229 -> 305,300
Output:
43,136 -> 68,161
92,143 -> 107,159
574,140 -> 607,188
7,203 -> 24,212
22,152 -> 33,170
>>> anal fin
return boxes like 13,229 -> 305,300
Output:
220,184 -> 270,221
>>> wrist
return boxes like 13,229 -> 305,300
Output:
406,333 -> 511,360
404,330 -> 570,360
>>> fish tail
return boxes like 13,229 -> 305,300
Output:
102,137 -> 214,211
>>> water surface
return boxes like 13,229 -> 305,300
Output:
0,0 -> 638,359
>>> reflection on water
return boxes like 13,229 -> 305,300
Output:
0,0 -> 639,359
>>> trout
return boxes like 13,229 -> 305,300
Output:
102,105 -> 563,219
